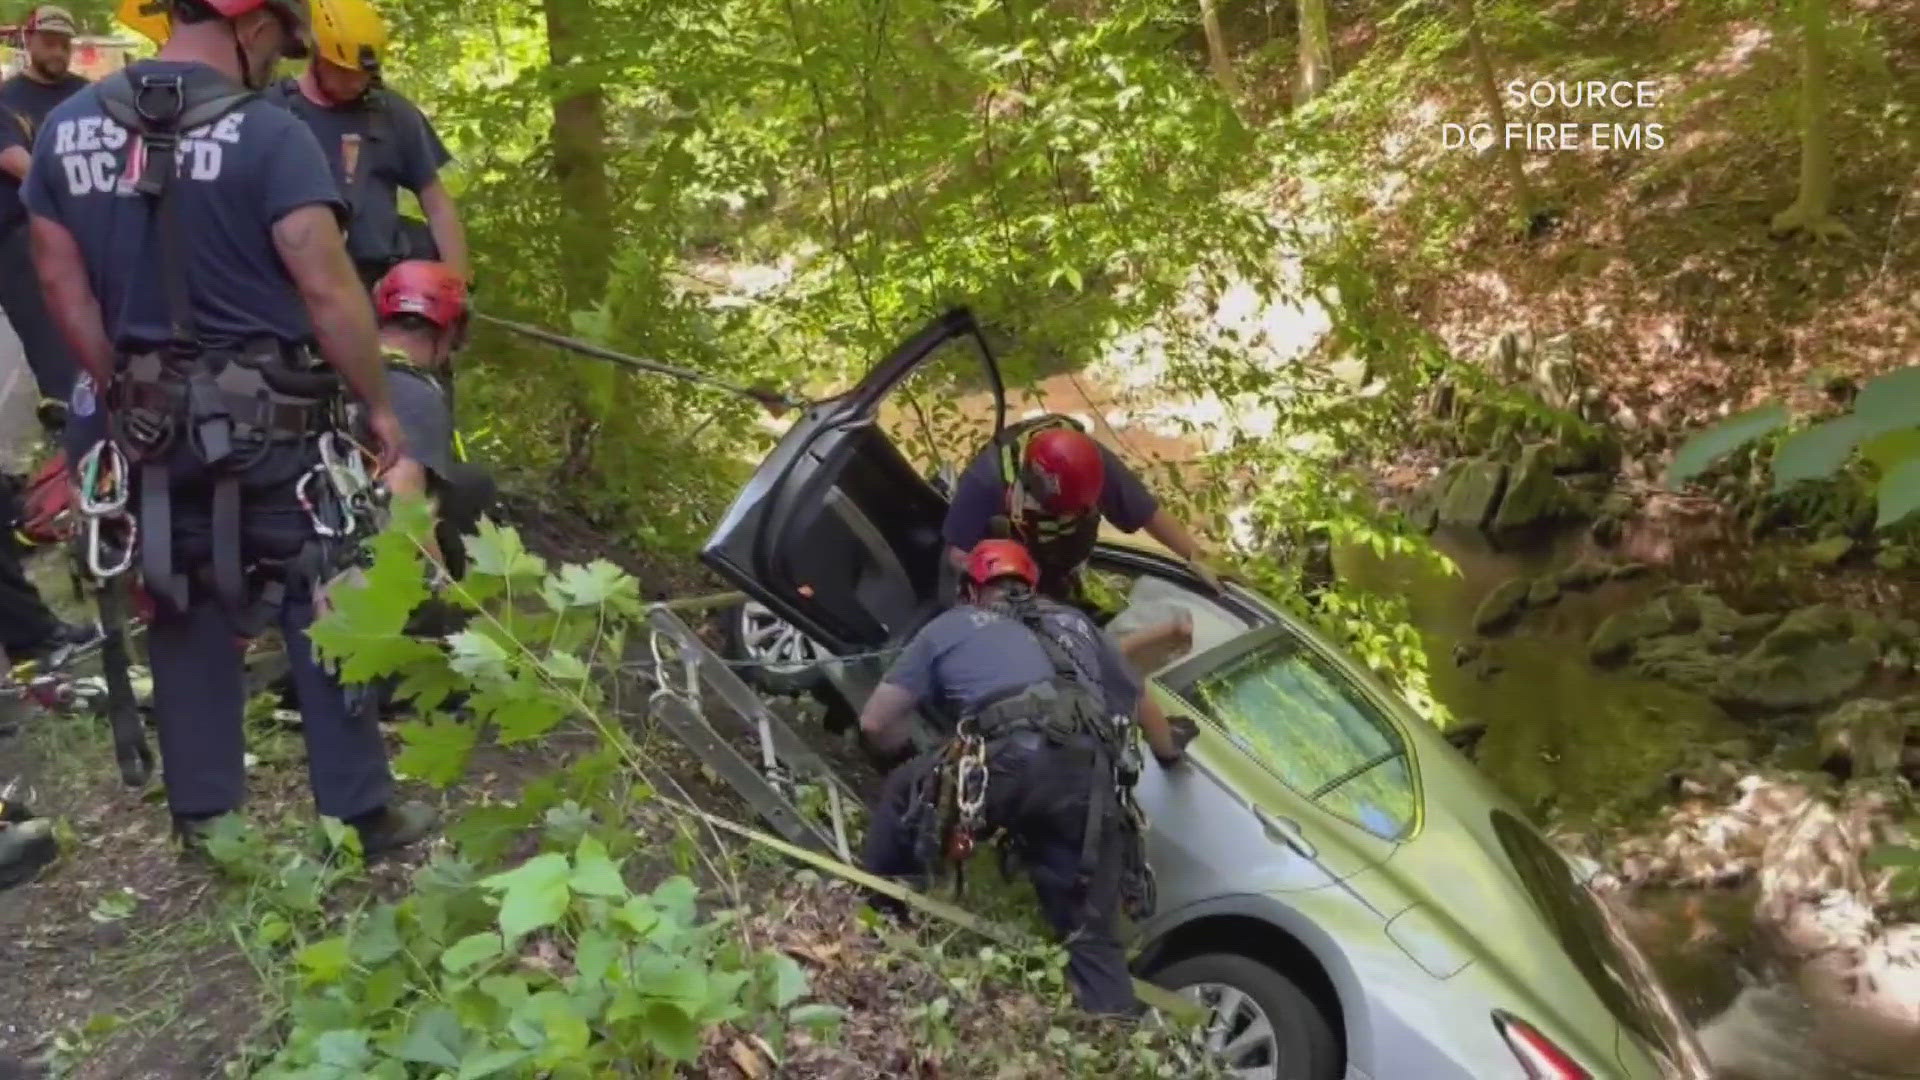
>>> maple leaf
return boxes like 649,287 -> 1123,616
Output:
465,518 -> 548,582
469,683 -> 569,745
541,559 -> 639,613
446,629 -> 514,683
308,520 -> 432,681
393,716 -> 479,788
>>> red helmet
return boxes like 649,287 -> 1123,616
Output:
373,260 -> 468,330
1022,426 -> 1105,515
193,0 -> 313,58
966,540 -> 1039,589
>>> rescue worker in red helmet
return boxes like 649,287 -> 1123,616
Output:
859,539 -> 1198,1015
942,415 -> 1221,605
363,259 -> 493,579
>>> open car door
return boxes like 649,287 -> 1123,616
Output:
700,307 -> 1006,657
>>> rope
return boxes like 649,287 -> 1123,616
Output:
471,311 -> 811,415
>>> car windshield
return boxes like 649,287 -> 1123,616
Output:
1183,633 -> 1416,841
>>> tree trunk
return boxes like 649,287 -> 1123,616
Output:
1456,0 -> 1537,225
1198,0 -> 1240,100
541,0 -> 615,304
1770,0 -> 1853,240
1295,0 -> 1334,103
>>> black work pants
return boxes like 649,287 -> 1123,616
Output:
0,223 -> 75,405
82,422 -> 395,821
863,733 -> 1138,1015
0,476 -> 58,652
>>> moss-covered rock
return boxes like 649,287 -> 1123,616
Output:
1527,576 -> 1562,608
1558,559 -> 1614,591
1589,597 -> 1681,663
1491,446 -> 1571,535
1816,699 -> 1915,778
1474,577 -> 1533,634
1438,458 -> 1509,530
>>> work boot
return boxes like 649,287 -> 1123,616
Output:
172,811 -> 233,861
20,621 -> 104,671
0,817 -> 57,890
348,801 -> 439,859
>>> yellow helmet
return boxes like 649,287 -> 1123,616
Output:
309,0 -> 387,73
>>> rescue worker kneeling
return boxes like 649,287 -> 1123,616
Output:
858,539 -> 1196,1015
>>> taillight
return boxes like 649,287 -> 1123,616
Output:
1492,1010 -> 1591,1080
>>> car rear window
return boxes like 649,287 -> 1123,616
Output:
1183,635 -> 1416,840
1489,809 -> 1699,1073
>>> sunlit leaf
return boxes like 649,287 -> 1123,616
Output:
1771,415 -> 1864,491
396,1006 -> 466,1068
393,716 -> 479,788
480,853 -> 571,940
1852,367 -> 1920,437
1666,404 -> 1789,488
1878,458 -> 1920,528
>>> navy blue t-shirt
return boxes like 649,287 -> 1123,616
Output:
21,62 -> 346,352
269,83 -> 450,268
883,600 -> 1142,732
0,71 -> 89,234
942,423 -> 1160,573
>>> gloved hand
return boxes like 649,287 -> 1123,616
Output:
1156,715 -> 1201,767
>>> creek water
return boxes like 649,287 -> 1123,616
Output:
1334,527 -> 1919,1080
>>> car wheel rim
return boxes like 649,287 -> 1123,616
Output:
1178,982 -> 1280,1080
738,602 -> 823,675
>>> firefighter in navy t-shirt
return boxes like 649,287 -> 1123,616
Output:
21,0 -> 433,856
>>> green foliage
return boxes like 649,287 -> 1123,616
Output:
1668,367 -> 1920,530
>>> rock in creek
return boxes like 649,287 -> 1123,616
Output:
1437,458 -> 1508,530
1472,577 -> 1532,633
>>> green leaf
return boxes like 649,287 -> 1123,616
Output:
1877,458 -> 1920,528
769,953 -> 809,1009
394,658 -> 466,714
788,1003 -> 846,1035
1771,415 -> 1865,491
471,684 -> 569,745
1665,404 -> 1789,488
352,905 -> 403,966
569,835 -> 629,899
480,853 -> 572,941
449,803 -> 537,866
650,876 -> 699,927
642,1001 -> 702,1062
543,559 -> 636,610
1852,367 -> 1920,437
572,928 -> 619,985
397,1006 -> 466,1069
542,651 -> 589,682
313,1029 -> 374,1072
393,717 -> 479,788
307,522 -> 433,682
1860,428 -> 1920,476
457,1048 -> 531,1080
447,630 -> 514,683
1864,844 -> 1920,868
297,936 -> 352,986
542,801 -> 594,848
442,931 -> 506,974
361,962 -> 408,1015
540,996 -> 592,1059
465,519 -> 548,581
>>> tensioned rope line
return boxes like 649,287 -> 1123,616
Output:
472,311 -> 812,415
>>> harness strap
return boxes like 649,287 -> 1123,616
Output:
211,477 -> 245,620
138,460 -> 185,611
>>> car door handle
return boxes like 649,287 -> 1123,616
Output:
1257,809 -> 1317,859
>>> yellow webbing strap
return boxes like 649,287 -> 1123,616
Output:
674,800 -> 1203,1021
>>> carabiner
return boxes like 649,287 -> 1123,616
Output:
77,440 -> 130,517
87,512 -> 137,579
296,468 -> 342,538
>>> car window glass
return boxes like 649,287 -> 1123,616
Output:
1186,636 -> 1415,840
876,335 -> 1003,488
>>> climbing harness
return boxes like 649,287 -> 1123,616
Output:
919,592 -> 1157,920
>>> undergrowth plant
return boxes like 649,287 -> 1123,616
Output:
198,497 -> 1216,1077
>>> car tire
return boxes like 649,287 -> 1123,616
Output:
1153,952 -> 1341,1080
722,600 -> 828,694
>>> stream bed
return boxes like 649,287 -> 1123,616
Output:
1335,527 -> 1920,1080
